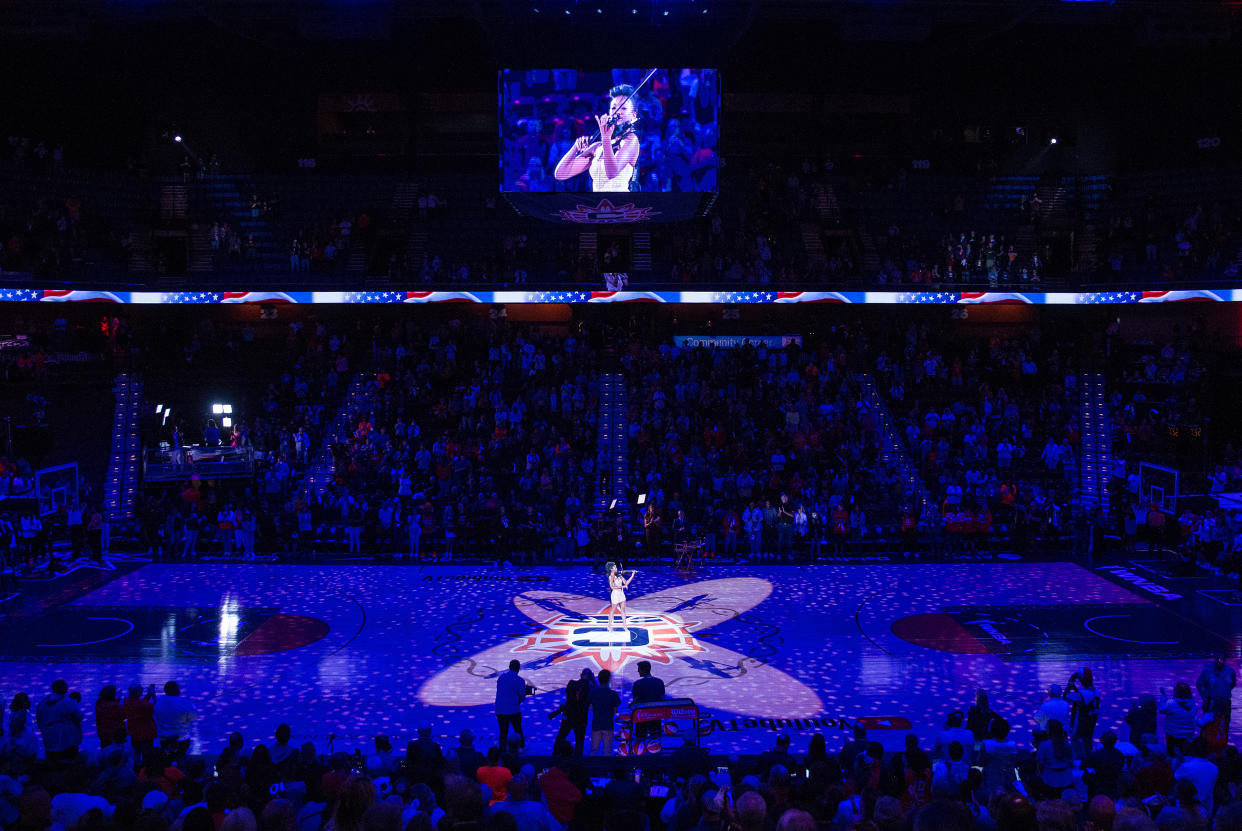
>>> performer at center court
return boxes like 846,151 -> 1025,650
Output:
606,561 -> 635,631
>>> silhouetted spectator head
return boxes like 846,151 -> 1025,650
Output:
164,681 -> 180,696
509,660 -> 520,672
443,775 -> 485,825
993,793 -> 1037,831
361,799 -> 402,831
1036,800 -> 1076,831
51,680 -> 68,695
508,774 -> 531,802
737,792 -> 766,828
1174,779 -> 1199,808
220,806 -> 257,831
808,733 -> 826,759
875,796 -> 904,831
1087,796 -> 1115,831
1113,811 -> 1157,831
261,798 -> 297,831
332,775 -> 376,831
183,806 -> 214,831
776,809 -> 816,831
205,782 -> 230,814
486,811 -> 518,831
275,724 -> 291,744
637,661 -> 652,677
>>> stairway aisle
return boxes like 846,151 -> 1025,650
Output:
301,373 -> 375,501
105,374 -> 143,522
595,372 -> 629,515
857,373 -> 934,520
1078,372 -> 1115,508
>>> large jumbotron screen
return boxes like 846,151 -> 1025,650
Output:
499,68 -> 719,196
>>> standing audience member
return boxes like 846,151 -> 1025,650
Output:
35,679 -> 82,763
588,670 -> 620,756
1197,654 -> 1236,720
632,661 -> 666,743
123,684 -> 158,764
1159,682 -> 1198,756
93,686 -> 124,748
153,680 -> 197,758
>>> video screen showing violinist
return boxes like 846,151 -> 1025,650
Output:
499,68 -> 718,194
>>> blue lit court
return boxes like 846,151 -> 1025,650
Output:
1,561 -> 1236,754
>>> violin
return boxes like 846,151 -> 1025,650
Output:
588,115 -> 642,149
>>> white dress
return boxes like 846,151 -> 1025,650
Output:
589,150 -> 634,193
610,581 -> 626,605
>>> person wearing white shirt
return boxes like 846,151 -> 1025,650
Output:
1173,740 -> 1219,816
1034,685 -> 1071,733
153,681 -> 197,758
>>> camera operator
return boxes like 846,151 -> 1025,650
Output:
495,659 -> 533,753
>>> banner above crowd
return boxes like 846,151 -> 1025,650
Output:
0,288 -> 1236,304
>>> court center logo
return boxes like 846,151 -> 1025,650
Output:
513,610 -> 704,672
418,577 -> 823,719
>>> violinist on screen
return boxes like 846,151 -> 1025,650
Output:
553,84 -> 640,192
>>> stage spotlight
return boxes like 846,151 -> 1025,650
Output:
222,417 -> 232,428
173,134 -> 183,143
1050,137 -> 1058,145
663,9 -> 669,14
155,404 -> 163,414
212,404 -> 223,414
637,493 -> 647,505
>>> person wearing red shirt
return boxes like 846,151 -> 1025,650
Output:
123,684 -> 157,764
94,686 -> 125,747
476,747 -> 513,805
538,747 -> 583,825
831,503 -> 850,554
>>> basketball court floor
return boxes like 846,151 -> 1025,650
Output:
1,555 -> 1238,756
